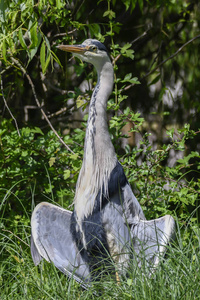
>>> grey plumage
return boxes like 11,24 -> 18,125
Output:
31,39 -> 175,287
31,202 -> 91,288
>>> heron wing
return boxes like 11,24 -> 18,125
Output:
107,162 -> 145,224
31,202 -> 91,287
121,182 -> 146,224
102,198 -> 132,273
114,168 -> 175,267
131,214 -> 175,267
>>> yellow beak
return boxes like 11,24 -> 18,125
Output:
57,44 -> 88,54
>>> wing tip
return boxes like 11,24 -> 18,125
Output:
163,214 -> 176,242
31,234 -> 43,266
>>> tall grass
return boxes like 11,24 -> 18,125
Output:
1,194 -> 200,300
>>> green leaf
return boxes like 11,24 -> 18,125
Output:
28,47 -> 38,62
148,74 -> 161,86
127,278 -> 133,286
32,127 -> 44,135
123,0 -> 137,11
121,43 -> 134,59
29,22 -> 38,49
121,73 -> 140,84
40,40 -> 51,74
177,151 -> 200,165
38,0 -> 45,10
103,10 -> 116,19
21,150 -> 28,157
158,86 -> 167,102
138,0 -> 144,11
44,51 -> 51,72
49,157 -> 56,167
121,43 -> 132,52
166,128 -> 174,139
2,39 -> 7,62
76,98 -> 85,109
64,169 -> 70,180
88,23 -> 101,37
70,153 -> 79,160
56,0 -> 62,9
18,28 -> 27,50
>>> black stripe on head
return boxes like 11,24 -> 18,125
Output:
83,39 -> 108,53
92,40 -> 108,53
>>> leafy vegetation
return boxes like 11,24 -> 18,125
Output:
0,0 -> 200,298
1,212 -> 200,299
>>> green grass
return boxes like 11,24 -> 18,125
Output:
1,201 -> 200,300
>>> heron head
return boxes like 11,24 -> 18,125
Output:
57,39 -> 110,68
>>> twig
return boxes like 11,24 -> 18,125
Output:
159,176 -> 200,195
53,29 -> 77,39
124,34 -> 200,91
10,57 -> 75,154
46,81 -> 70,95
47,101 -> 79,118
47,106 -> 68,118
130,29 -> 149,45
24,105 -> 38,122
1,75 -> 21,136
112,53 -> 121,65
143,34 -> 200,80
2,229 -> 30,247
118,109 -> 144,137
112,30 -> 149,65
0,65 -> 12,76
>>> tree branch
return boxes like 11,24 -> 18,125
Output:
1,75 -> 21,136
142,34 -> 200,80
124,34 -> 200,91
2,229 -> 30,247
10,57 -> 75,154
112,30 -> 149,65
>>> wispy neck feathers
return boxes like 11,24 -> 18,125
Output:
74,59 -> 117,223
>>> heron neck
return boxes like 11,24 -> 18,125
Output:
84,60 -> 115,162
74,59 -> 117,221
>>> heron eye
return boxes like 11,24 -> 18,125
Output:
89,45 -> 97,52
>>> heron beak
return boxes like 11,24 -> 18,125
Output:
57,44 -> 88,54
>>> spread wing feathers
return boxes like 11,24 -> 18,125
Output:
121,182 -> 146,224
102,199 -> 132,274
131,215 -> 176,268
31,202 -> 175,285
31,202 -> 91,288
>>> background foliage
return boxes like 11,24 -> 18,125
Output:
0,0 -> 200,298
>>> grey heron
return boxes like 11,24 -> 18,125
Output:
31,39 -> 175,288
